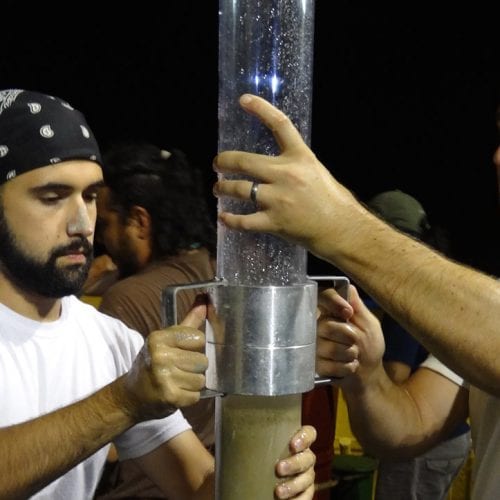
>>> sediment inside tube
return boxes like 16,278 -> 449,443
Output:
216,394 -> 302,499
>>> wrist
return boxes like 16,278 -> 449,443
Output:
342,362 -> 387,399
106,375 -> 141,425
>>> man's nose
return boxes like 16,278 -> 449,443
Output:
67,203 -> 93,237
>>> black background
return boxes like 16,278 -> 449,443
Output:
2,2 -> 499,275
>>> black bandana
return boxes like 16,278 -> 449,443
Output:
0,89 -> 102,184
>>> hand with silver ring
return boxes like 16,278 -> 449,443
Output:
250,180 -> 259,206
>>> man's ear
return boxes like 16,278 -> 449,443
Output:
128,205 -> 152,240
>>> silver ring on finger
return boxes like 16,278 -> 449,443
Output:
250,180 -> 259,208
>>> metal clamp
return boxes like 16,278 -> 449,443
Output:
162,275 -> 350,394
309,275 -> 350,386
162,277 -> 227,326
162,278 -> 227,399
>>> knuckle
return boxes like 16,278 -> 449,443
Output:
150,348 -> 171,367
147,330 -> 161,347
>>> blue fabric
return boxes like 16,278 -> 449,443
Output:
382,315 -> 428,370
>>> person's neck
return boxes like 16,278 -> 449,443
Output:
0,274 -> 62,322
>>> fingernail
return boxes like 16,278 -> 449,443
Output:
277,460 -> 290,475
294,436 -> 304,450
275,482 -> 290,498
342,307 -> 352,318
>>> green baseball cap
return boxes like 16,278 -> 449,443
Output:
366,190 -> 430,236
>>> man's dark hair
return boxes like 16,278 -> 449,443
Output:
102,141 -> 216,257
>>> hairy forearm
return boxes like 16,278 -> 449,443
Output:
318,204 -> 500,395
0,376 -> 135,498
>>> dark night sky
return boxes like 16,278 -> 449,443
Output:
2,2 -> 500,275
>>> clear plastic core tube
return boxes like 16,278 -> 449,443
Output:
216,2 -> 315,498
217,0 -> 315,286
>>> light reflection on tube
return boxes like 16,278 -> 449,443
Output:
217,0 -> 315,286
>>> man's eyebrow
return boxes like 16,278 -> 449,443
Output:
86,180 -> 106,190
29,180 -> 105,194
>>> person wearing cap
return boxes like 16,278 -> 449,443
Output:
212,93 -> 500,500
363,190 -> 471,500
0,89 -> 317,499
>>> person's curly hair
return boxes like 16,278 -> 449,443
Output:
102,141 -> 216,257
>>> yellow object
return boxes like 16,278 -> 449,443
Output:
447,449 -> 474,500
334,390 -> 363,456
79,295 -> 103,309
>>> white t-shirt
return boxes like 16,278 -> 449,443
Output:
420,354 -> 500,500
0,295 -> 191,500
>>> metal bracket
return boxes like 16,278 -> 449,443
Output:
162,275 -> 350,394
162,278 -> 227,399
162,277 -> 227,326
309,275 -> 350,386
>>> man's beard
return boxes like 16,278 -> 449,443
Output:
0,210 -> 93,298
111,237 -> 141,280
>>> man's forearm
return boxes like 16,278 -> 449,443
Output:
213,94 -> 500,394
319,209 -> 500,395
0,376 -> 135,498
